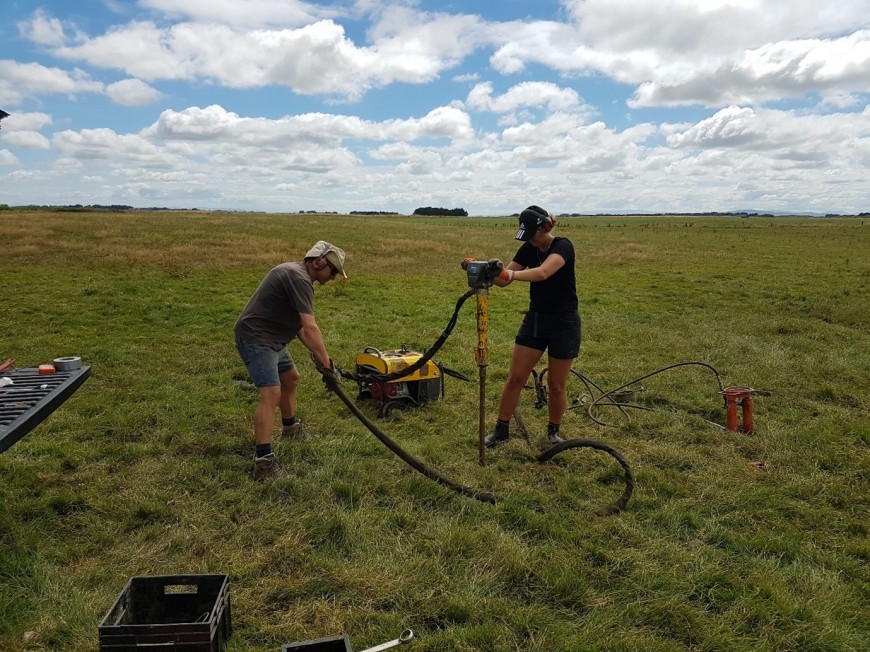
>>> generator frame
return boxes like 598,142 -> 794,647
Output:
355,346 -> 444,417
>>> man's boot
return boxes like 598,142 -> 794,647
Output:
253,453 -> 284,480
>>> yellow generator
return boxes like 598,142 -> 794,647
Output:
355,346 -> 443,416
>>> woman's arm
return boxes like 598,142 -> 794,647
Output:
508,253 -> 565,283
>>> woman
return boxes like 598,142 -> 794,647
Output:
486,205 -> 581,447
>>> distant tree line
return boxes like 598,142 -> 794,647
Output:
412,206 -> 468,216
2,204 -> 865,217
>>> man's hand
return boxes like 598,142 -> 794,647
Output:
310,353 -> 341,383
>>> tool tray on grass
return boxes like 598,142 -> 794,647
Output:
0,364 -> 91,453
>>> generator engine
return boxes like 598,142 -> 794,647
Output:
355,346 -> 442,416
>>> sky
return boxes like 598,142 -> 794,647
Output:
1,0 -> 869,215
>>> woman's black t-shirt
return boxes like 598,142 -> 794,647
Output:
513,237 -> 578,313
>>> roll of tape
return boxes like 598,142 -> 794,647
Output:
53,356 -> 82,371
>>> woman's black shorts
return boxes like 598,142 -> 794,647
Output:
515,311 -> 581,359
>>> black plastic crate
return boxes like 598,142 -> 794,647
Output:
99,575 -> 231,651
281,634 -> 353,651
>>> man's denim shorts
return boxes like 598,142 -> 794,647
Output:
235,336 -> 295,387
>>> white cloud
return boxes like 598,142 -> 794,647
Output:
139,0 -> 331,28
17,9 -> 67,47
565,0 -> 870,53
490,1 -> 870,108
51,21 -> 200,82
666,105 -> 870,162
0,60 -> 103,104
0,149 -> 19,165
52,128 -> 186,167
466,81 -> 584,114
49,20 -> 379,97
143,104 -> 473,145
106,79 -> 164,106
1,131 -> 51,149
819,92 -> 862,109
43,8 -> 484,101
631,30 -> 870,107
0,112 -> 52,131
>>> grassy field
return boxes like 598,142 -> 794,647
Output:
0,209 -> 867,651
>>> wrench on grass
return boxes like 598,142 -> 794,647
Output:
359,629 -> 414,652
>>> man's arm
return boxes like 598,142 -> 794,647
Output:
297,313 -> 331,368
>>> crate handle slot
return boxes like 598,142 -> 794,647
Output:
163,584 -> 199,594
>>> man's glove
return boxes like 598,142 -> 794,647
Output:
311,353 -> 342,383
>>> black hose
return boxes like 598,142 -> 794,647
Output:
514,409 -> 634,515
321,374 -> 499,505
537,438 -> 634,515
341,289 -> 475,383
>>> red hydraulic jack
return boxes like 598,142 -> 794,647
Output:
719,387 -> 758,434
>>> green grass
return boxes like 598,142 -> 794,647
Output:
1,210 -> 868,651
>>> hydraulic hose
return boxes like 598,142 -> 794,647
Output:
340,289 -> 475,383
584,361 -> 725,427
537,439 -> 635,515
514,409 -> 634,515
321,373 -> 499,505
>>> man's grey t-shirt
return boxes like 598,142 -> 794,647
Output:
234,262 -> 314,349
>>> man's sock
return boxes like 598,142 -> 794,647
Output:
547,422 -> 561,436
495,418 -> 510,434
282,416 -> 299,426
255,443 -> 272,459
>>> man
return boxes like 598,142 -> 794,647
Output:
234,240 -> 346,479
